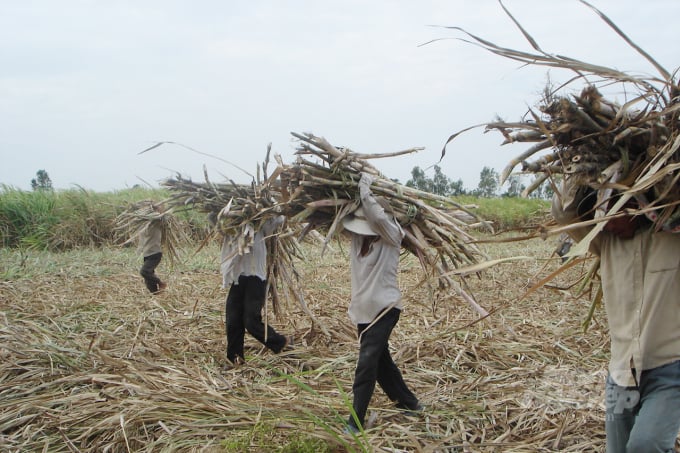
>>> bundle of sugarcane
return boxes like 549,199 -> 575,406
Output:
279,132 -> 494,316
160,146 -> 298,249
487,84 -> 679,224
429,1 -> 680,327
438,1 -> 680,236
159,151 -> 328,334
161,174 -> 282,238
114,200 -> 186,264
492,85 -> 673,185
160,145 -> 285,237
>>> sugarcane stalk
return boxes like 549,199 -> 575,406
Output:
500,140 -> 553,184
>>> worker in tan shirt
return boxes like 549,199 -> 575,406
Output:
139,215 -> 167,294
552,179 -> 680,452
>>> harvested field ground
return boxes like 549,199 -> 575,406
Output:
0,235 -> 610,452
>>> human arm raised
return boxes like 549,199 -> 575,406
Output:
358,173 -> 403,247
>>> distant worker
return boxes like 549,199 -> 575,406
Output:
138,205 -> 167,294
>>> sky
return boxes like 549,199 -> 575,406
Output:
1,0 -> 678,193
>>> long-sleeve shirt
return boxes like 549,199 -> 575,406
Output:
220,215 -> 285,287
552,185 -> 680,387
347,183 -> 404,325
139,219 -> 162,257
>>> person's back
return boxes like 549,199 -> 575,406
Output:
598,228 -> 680,382
346,206 -> 403,325
220,216 -> 289,365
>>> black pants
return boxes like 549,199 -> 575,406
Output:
349,307 -> 419,429
225,275 -> 286,363
140,252 -> 163,293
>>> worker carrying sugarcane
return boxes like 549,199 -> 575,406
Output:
552,177 -> 680,452
138,204 -> 167,294
341,172 -> 423,434
220,215 -> 292,366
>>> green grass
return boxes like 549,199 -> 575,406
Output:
220,421 -> 336,453
454,195 -> 550,230
0,185 -> 210,251
0,185 -> 550,251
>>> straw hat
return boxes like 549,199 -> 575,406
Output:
342,207 -> 377,236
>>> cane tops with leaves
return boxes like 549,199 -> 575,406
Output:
278,132 -> 494,316
114,200 -> 185,265
434,0 -> 679,244
159,150 -> 327,333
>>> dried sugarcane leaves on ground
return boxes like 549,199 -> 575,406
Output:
0,235 -> 607,452
0,129 -> 608,453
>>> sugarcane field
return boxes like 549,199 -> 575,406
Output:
1,221 -> 607,452
3,1 -> 680,452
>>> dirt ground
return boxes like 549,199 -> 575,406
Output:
0,235 -> 612,452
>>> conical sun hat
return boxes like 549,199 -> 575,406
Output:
342,206 -> 377,235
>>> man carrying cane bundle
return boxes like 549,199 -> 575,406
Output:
552,179 -> 680,452
220,215 -> 292,365
138,204 -> 167,294
342,172 -> 423,434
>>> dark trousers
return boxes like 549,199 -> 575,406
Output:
349,307 -> 419,429
140,252 -> 163,293
225,275 -> 286,363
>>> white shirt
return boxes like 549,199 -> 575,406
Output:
220,215 -> 285,287
347,186 -> 404,324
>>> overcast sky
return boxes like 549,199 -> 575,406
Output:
1,0 -> 678,192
